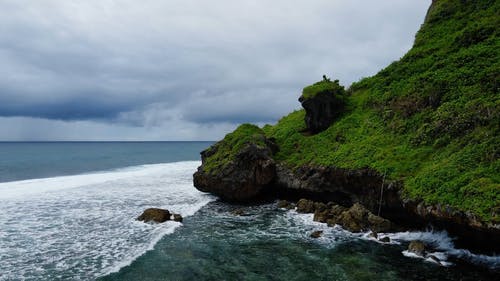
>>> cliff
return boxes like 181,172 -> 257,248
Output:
193,0 -> 499,251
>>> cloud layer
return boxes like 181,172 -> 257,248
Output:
0,0 -> 430,140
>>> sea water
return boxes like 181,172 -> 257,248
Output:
0,142 -> 498,281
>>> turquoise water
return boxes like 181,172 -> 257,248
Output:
101,202 -> 499,281
0,142 -> 498,280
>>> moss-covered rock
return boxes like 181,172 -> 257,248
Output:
193,124 -> 278,202
299,78 -> 347,134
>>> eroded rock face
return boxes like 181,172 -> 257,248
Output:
275,164 -> 403,213
193,140 -> 277,202
299,93 -> 345,134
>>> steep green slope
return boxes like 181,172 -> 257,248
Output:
262,0 -> 499,222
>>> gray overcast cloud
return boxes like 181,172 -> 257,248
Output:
0,0 -> 430,140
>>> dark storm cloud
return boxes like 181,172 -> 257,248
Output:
0,0 -> 431,140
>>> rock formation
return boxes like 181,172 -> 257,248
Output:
298,78 -> 346,134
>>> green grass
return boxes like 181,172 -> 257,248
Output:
300,79 -> 346,100
202,124 -> 267,174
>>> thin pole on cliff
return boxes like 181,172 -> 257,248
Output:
377,171 -> 386,217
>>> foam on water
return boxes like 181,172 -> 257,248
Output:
282,208 -> 500,270
383,230 -> 500,269
0,161 -> 214,281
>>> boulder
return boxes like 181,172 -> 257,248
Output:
379,236 -> 391,243
408,240 -> 426,256
296,198 -> 316,213
367,213 -> 392,233
310,230 -> 323,238
137,208 -> 171,223
231,208 -> 245,216
173,214 -> 183,222
277,200 -> 295,210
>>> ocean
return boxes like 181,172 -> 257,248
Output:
0,142 -> 498,281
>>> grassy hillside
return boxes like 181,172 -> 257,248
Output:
261,0 -> 499,223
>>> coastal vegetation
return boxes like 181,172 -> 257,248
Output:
196,0 -> 499,224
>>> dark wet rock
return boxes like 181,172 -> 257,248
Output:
338,210 -> 364,232
173,214 -> 183,222
137,208 -> 171,223
310,230 -> 323,238
231,208 -> 246,216
336,203 -> 393,233
274,164 -> 403,214
326,218 -> 338,227
296,198 -> 315,213
408,240 -> 426,256
367,213 -> 392,233
277,200 -> 295,210
369,231 -> 378,239
311,202 -> 393,233
379,236 -> 391,243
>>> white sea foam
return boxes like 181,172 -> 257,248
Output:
283,208 -> 500,270
0,161 -> 214,280
383,230 -> 500,269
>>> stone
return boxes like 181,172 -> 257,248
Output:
231,208 -> 245,216
173,214 -> 183,222
367,213 -> 392,233
379,236 -> 391,243
277,200 -> 294,209
296,198 -> 315,213
369,231 -> 378,239
137,208 -> 171,223
408,240 -> 426,256
310,230 -> 323,238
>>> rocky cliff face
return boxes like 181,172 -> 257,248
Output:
192,0 -> 500,253
193,133 -> 277,202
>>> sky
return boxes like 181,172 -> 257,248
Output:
0,0 -> 431,141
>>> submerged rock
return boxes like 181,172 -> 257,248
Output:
173,214 -> 183,222
277,200 -> 295,210
231,208 -> 246,216
137,208 -> 171,223
310,230 -> 323,238
379,237 -> 391,243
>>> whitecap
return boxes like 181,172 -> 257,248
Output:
0,161 -> 215,281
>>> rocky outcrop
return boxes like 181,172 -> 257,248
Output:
298,79 -> 346,134
137,208 -> 183,223
137,208 -> 171,223
193,138 -> 277,202
295,199 -> 393,233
